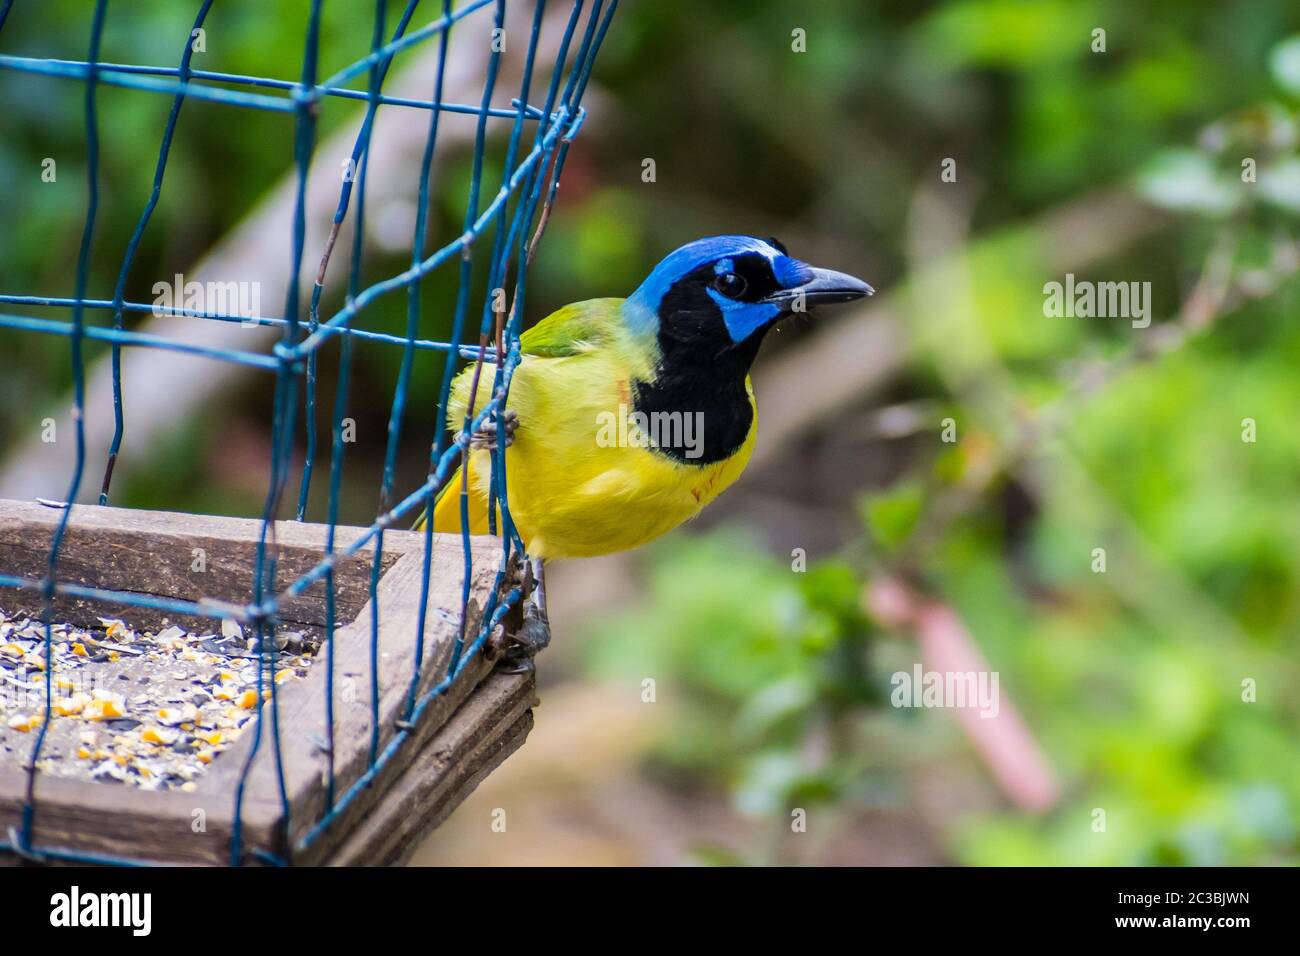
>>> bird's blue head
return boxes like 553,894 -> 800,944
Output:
624,235 -> 873,350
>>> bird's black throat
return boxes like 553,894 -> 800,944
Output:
632,259 -> 777,465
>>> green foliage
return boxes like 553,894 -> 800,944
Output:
861,481 -> 924,553
582,531 -> 877,858
577,3 -> 1300,865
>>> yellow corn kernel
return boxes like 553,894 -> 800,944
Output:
54,694 -> 89,716
84,697 -> 125,720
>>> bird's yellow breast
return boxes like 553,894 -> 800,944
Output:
446,349 -> 756,559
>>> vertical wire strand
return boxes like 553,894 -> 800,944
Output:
446,0 -> 508,672
99,0 -> 215,505
381,0 -> 457,732
364,0 -> 456,765
19,0 -> 108,857
297,0 -> 424,521
321,0 -> 392,815
476,0 -> 549,540
230,0 -> 324,866
483,0 -> 589,560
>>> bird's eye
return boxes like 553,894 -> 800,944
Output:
713,272 -> 747,299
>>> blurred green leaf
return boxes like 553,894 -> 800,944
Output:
862,482 -> 925,551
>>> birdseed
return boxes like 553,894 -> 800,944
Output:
0,607 -> 315,791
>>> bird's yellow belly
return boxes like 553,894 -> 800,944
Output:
496,443 -> 748,558
455,356 -> 756,559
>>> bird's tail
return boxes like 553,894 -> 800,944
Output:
411,458 -> 496,535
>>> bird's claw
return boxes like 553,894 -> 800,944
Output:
469,408 -> 519,451
491,601 -> 550,674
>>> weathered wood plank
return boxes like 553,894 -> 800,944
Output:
204,542 -> 512,863
0,499 -> 423,634
0,772 -> 265,866
327,669 -> 536,867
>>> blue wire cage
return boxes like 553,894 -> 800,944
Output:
0,0 -> 615,865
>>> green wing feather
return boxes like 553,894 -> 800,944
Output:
517,298 -> 625,357
412,298 -> 628,530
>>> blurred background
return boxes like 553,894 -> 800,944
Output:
2,0 -> 1299,865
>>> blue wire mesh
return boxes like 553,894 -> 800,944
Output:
0,0 -> 615,866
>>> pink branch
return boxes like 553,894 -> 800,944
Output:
868,577 -> 1060,812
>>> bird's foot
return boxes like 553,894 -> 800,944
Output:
468,408 -> 519,451
493,601 -> 550,674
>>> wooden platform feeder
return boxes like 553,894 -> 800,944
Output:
0,498 -> 536,866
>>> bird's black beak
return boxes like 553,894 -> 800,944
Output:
762,266 -> 874,309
